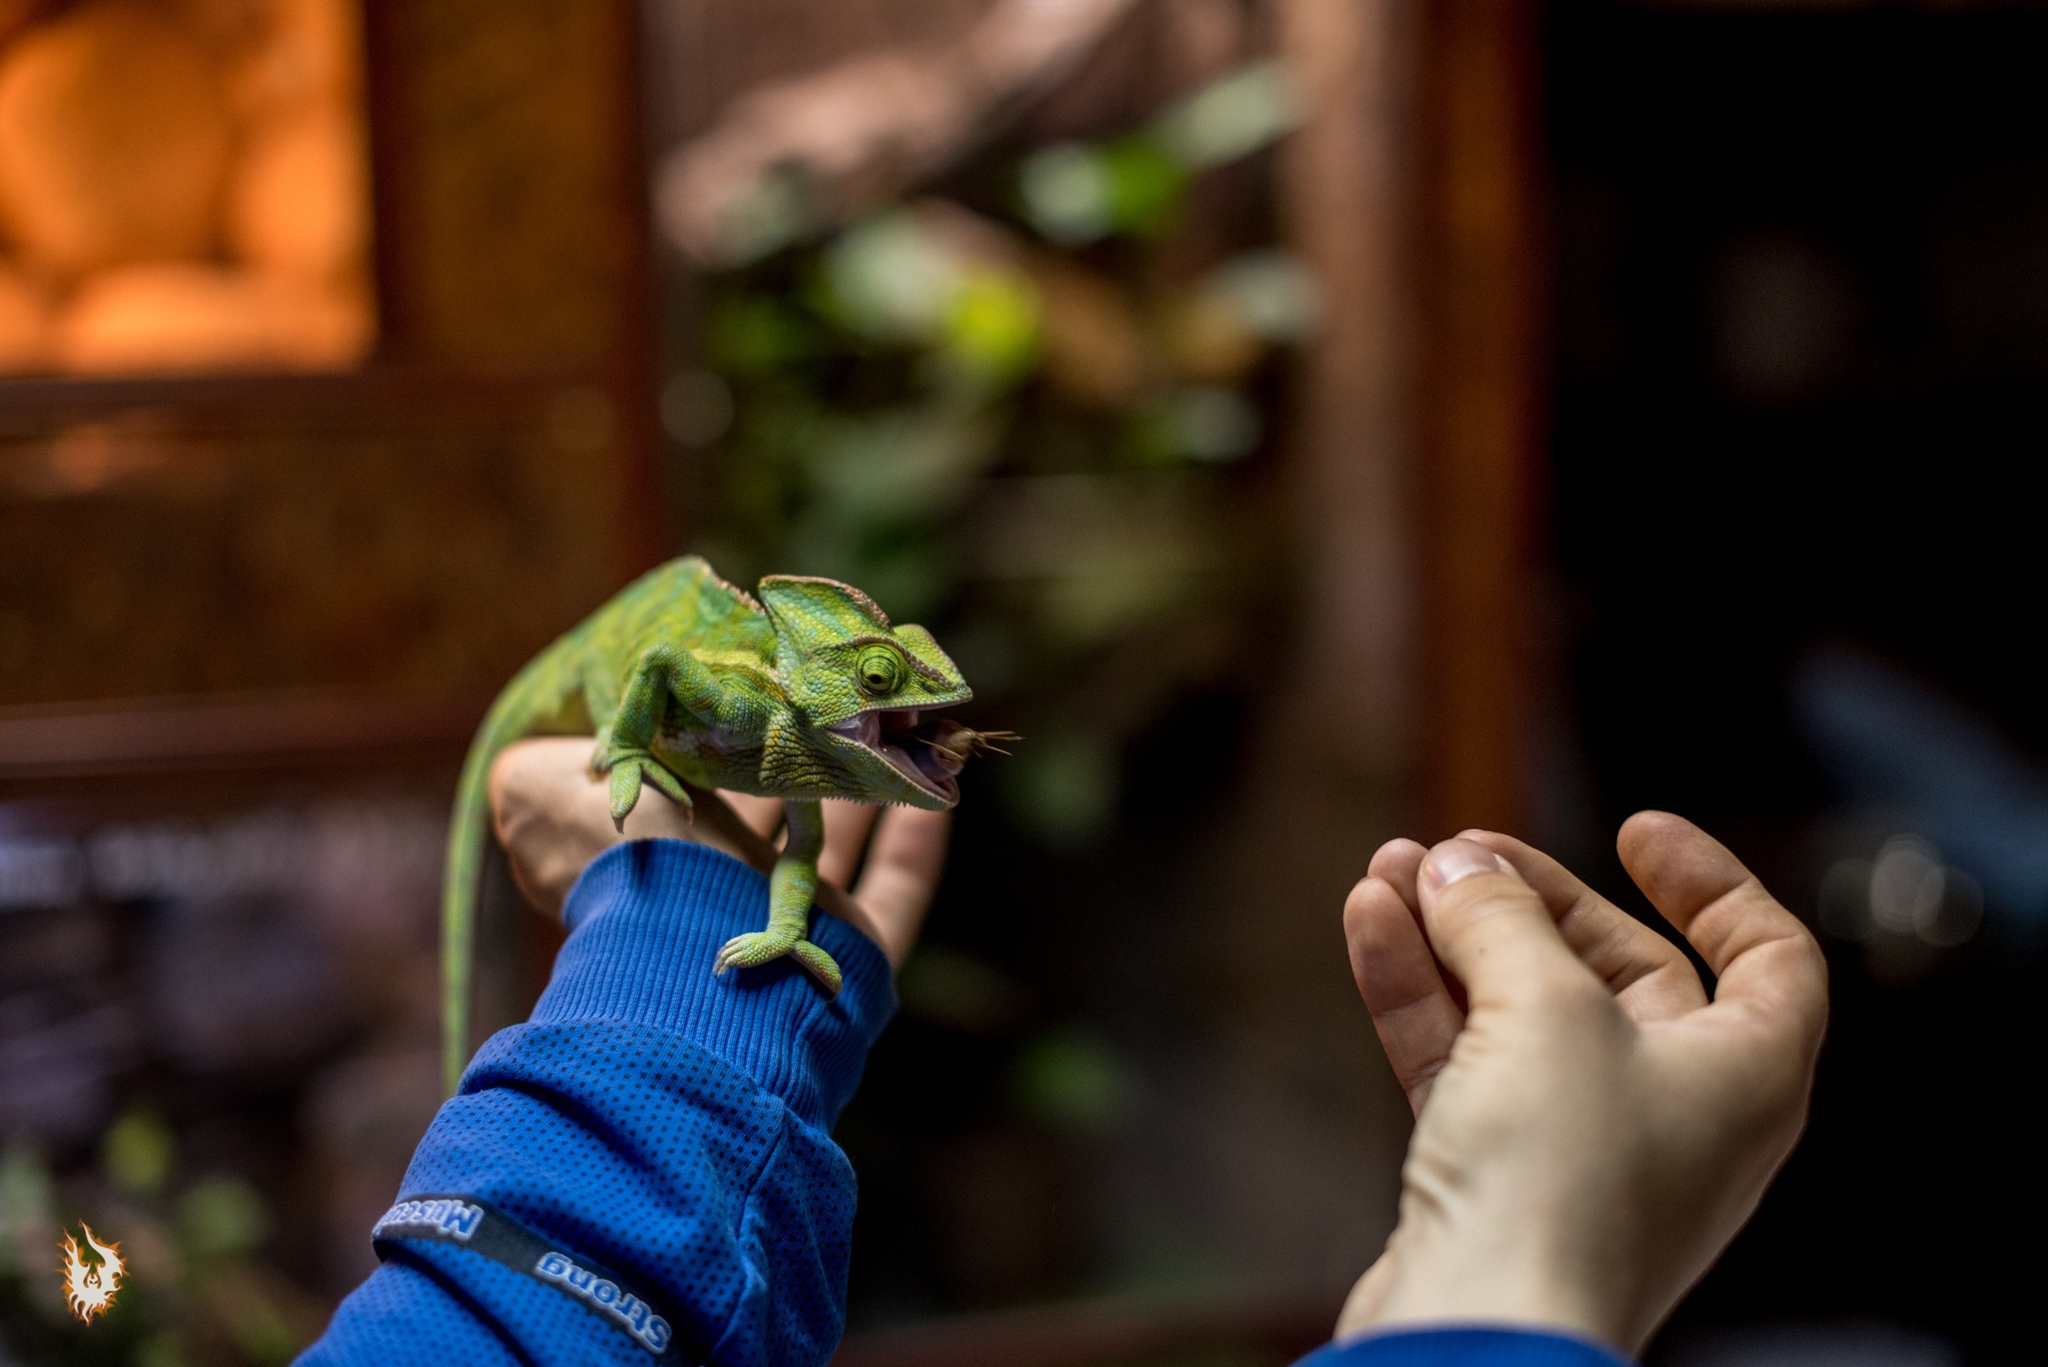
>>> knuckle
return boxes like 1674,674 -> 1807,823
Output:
1438,878 -> 1542,927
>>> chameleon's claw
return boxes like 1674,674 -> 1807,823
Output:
607,765 -> 640,830
713,931 -> 843,995
714,928 -> 794,973
603,748 -> 688,829
790,940 -> 844,995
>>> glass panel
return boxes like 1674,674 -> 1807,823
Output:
0,0 -> 376,376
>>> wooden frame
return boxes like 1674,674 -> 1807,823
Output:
1416,0 -> 1543,838
1271,0 -> 1542,841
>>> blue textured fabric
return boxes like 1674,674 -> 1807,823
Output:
297,839 -> 895,1367
1298,1327 -> 1633,1367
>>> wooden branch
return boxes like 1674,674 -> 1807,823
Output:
654,0 -> 1144,265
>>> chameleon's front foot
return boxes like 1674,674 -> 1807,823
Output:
593,743 -> 689,831
719,804 -> 840,993
713,930 -> 844,995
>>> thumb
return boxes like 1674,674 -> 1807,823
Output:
1418,838 -> 1591,1010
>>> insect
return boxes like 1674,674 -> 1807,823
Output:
918,721 -> 1020,774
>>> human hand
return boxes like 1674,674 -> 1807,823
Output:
487,737 -> 950,968
1336,813 -> 1828,1355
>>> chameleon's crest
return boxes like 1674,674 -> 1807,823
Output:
758,576 -> 963,688
892,624 -> 964,686
757,575 -> 892,651
703,561 -> 765,616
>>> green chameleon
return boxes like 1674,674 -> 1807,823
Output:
441,555 -> 991,1093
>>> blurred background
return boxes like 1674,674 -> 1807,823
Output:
0,0 -> 2040,1363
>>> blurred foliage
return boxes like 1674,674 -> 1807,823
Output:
896,947 -> 1029,1035
0,1114 -> 323,1367
678,60 -> 1315,847
99,1117 -> 171,1200
1010,1026 -> 1137,1136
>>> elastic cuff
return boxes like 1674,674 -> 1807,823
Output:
1298,1326 -> 1634,1367
524,838 -> 895,1129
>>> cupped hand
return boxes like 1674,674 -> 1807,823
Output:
486,736 -> 949,968
1336,813 -> 1829,1355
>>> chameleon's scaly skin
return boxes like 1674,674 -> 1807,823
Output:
442,556 -> 972,1092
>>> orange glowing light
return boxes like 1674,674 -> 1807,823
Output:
59,1223 -> 124,1323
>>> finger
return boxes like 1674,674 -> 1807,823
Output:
818,799 -> 880,887
1334,1255 -> 1399,1343
489,739 -> 621,916
1616,812 -> 1828,1053
719,791 -> 785,843
810,881 -> 885,954
1415,839 -> 1594,1011
1367,837 -> 1465,1013
851,806 -> 951,968
1459,829 -> 1707,1021
491,737 -> 615,843
1344,873 -> 1463,1113
679,787 -> 779,874
1367,837 -> 1429,916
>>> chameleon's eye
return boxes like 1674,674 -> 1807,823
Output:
857,645 -> 906,695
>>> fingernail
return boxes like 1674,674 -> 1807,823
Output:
1421,839 -> 1517,891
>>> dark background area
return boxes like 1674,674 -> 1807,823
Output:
1546,5 -> 2048,1360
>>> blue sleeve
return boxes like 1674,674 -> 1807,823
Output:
1296,1328 -> 1633,1367
296,838 -> 896,1367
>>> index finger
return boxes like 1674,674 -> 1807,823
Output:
719,792 -> 785,843
819,799 -> 880,887
850,806 -> 951,968
1617,811 -> 1828,1051
1460,829 -> 1707,1022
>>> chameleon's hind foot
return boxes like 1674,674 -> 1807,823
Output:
713,930 -> 843,995
597,747 -> 688,830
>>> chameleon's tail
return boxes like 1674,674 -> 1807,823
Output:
441,728 -> 495,1095
441,687 -> 536,1096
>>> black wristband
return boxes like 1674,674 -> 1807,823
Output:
371,1194 -> 695,1364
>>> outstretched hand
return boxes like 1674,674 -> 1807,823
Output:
1337,813 -> 1829,1355
487,736 -> 949,968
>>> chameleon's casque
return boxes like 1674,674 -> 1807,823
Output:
442,556 -> 974,1092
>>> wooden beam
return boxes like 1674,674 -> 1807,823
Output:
0,692 -> 483,783
1278,0 -> 1421,791
1418,0 -> 1542,838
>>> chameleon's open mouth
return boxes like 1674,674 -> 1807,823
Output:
827,706 -> 966,803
